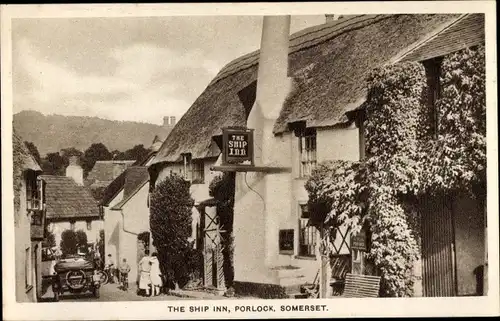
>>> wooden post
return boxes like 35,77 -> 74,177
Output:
319,223 -> 328,298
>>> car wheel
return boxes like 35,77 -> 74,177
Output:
98,271 -> 108,285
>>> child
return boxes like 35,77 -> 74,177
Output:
119,258 -> 131,290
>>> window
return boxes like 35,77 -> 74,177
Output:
70,221 -> 76,231
182,153 -> 192,181
192,160 -> 205,184
298,129 -> 317,177
25,247 -> 32,290
423,58 -> 443,139
298,204 -> 317,257
25,172 -> 40,210
279,229 -> 294,255
87,220 -> 92,231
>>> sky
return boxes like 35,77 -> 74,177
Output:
12,15 -> 325,125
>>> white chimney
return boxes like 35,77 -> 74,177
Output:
66,156 -> 84,186
232,16 -> 292,283
248,15 -> 292,165
163,116 -> 169,127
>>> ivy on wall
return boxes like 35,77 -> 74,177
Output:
305,45 -> 486,297
13,135 -> 26,225
420,45 -> 486,193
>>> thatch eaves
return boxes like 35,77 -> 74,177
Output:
152,14 -> 483,166
13,130 -> 42,172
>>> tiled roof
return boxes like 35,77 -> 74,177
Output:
40,175 -> 100,220
86,160 -> 135,184
100,148 -> 158,206
111,166 -> 149,210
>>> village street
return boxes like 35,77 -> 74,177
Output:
50,284 -> 198,302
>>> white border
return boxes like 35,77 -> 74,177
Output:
2,2 -> 498,320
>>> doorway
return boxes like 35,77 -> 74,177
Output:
420,195 -> 457,297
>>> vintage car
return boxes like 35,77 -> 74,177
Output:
52,254 -> 100,301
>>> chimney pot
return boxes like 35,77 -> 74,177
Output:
163,116 -> 169,126
170,116 -> 176,126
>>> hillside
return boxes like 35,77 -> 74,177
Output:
13,110 -> 173,155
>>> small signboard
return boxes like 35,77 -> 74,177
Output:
222,127 -> 254,166
351,229 -> 368,252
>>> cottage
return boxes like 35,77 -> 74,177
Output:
85,160 -> 136,201
42,157 -> 102,249
100,138 -> 164,286
13,130 -> 44,302
149,14 -> 485,298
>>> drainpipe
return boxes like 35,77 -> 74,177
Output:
114,209 -> 139,236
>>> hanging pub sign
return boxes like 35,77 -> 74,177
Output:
222,127 -> 254,166
351,229 -> 368,252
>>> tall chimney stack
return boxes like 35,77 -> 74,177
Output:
163,116 -> 169,127
232,16 -> 292,285
170,116 -> 176,126
248,15 -> 292,165
66,156 -> 84,186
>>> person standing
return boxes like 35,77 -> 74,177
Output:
149,253 -> 163,296
106,254 -> 116,284
138,255 -> 152,296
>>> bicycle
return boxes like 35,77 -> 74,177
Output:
119,273 -> 129,291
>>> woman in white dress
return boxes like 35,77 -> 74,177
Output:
149,253 -> 163,296
138,255 -> 152,296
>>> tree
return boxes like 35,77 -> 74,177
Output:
60,230 -> 78,255
24,141 -> 42,164
150,174 -> 201,289
75,229 -> 88,247
81,143 -> 113,176
61,147 -> 83,158
114,144 -> 150,162
42,152 -> 66,175
60,229 -> 88,256
45,230 -> 56,248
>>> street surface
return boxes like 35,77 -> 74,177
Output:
41,283 -> 196,302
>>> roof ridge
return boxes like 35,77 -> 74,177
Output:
393,14 -> 468,63
208,15 -> 388,87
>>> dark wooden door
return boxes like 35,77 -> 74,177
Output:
420,195 -> 457,297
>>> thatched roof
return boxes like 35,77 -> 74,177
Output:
13,130 -> 42,172
152,14 -> 483,166
40,175 -> 100,220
